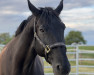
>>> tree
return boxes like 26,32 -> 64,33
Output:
65,31 -> 86,45
0,33 -> 13,45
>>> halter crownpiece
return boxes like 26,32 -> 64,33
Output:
34,18 -> 66,54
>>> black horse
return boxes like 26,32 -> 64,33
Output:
0,0 -> 70,75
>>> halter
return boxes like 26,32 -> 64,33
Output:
34,18 -> 66,55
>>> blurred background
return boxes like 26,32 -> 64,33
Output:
0,0 -> 94,75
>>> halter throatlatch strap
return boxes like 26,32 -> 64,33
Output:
34,18 -> 66,54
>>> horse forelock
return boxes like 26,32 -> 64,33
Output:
39,7 -> 60,22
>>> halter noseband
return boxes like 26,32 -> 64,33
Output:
34,18 -> 66,54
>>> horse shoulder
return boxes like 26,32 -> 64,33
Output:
0,46 -> 8,75
0,37 -> 17,75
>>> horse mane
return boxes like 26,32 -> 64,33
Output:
15,15 -> 33,37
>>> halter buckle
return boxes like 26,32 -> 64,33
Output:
34,32 -> 37,37
45,45 -> 51,53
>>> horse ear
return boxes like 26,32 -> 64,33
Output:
27,0 -> 40,16
55,0 -> 63,15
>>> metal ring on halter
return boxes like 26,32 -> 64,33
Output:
45,45 -> 51,53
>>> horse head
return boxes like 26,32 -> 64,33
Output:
27,0 -> 71,75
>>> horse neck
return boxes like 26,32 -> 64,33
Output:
22,40 -> 37,75
13,19 -> 37,75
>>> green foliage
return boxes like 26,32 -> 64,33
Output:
0,33 -> 13,45
65,31 -> 86,45
79,46 -> 94,50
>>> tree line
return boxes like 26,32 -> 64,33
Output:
0,31 -> 86,45
65,31 -> 86,45
0,33 -> 13,45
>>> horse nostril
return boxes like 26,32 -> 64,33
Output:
56,64 -> 70,74
56,65 -> 62,71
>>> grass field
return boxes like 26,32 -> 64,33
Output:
67,46 -> 94,50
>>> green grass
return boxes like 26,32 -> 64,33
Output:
67,47 -> 75,49
79,46 -> 94,50
79,53 -> 94,58
67,46 -> 94,50
69,61 -> 76,66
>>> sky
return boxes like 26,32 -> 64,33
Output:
0,0 -> 94,45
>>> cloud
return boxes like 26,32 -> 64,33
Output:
60,7 -> 94,31
0,10 -> 19,15
0,0 -> 94,13
64,0 -> 94,9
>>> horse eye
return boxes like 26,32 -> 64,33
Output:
40,29 -> 44,32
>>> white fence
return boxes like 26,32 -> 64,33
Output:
0,45 -> 94,75
45,45 -> 94,75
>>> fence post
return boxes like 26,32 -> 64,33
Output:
76,45 -> 79,75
